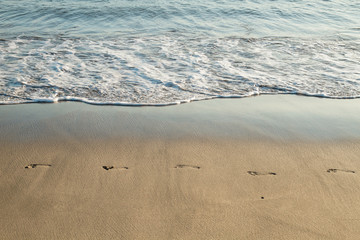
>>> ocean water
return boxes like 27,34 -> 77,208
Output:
1,0 -> 359,105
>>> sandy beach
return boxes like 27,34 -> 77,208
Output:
1,95 -> 360,239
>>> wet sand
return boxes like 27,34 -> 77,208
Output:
1,95 -> 360,239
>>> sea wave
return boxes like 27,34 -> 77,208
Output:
1,34 -> 359,105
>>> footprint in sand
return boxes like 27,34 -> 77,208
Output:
102,165 -> 128,171
327,168 -> 355,174
25,164 -> 52,169
247,171 -> 276,176
175,164 -> 201,169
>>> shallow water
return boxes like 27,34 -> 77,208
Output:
1,0 -> 359,105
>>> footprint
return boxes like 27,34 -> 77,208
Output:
175,164 -> 200,169
247,171 -> 276,176
327,168 -> 355,174
25,164 -> 51,169
102,165 -> 128,171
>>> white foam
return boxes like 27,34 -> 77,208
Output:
0,35 -> 360,106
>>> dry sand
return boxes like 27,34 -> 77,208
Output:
1,95 -> 360,239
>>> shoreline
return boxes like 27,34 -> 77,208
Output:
2,92 -> 360,107
2,95 -> 360,142
1,95 -> 360,239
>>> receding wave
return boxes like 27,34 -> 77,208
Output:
1,34 -> 359,106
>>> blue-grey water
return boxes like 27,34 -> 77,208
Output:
1,0 -> 359,105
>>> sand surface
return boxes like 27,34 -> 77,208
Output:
1,95 -> 360,239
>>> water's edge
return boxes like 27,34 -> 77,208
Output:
1,92 -> 360,107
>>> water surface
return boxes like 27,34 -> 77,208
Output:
1,0 -> 359,105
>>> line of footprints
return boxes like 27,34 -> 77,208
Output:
24,164 -> 356,200
24,163 -> 356,174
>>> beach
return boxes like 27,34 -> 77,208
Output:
1,95 -> 360,239
1,0 -> 360,238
